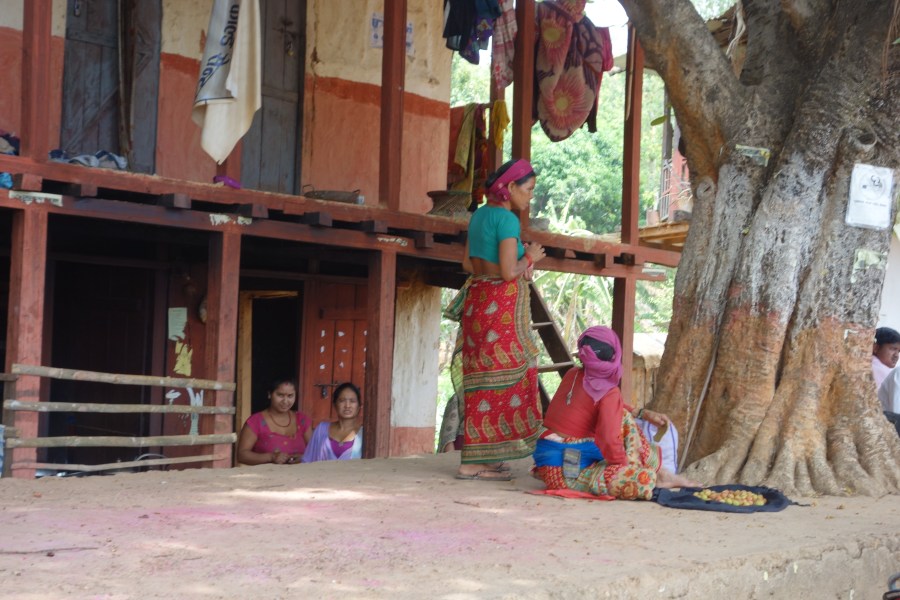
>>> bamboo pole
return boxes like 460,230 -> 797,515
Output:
6,433 -> 237,449
11,364 -> 235,391
3,400 -> 235,415
9,453 -> 226,473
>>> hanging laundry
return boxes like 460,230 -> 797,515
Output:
533,0 -> 613,142
447,103 -> 490,206
491,0 -> 517,88
490,99 -> 510,150
443,0 -> 502,65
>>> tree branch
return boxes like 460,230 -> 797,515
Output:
779,0 -> 835,59
618,0 -> 745,181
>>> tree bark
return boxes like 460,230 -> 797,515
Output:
622,0 -> 900,495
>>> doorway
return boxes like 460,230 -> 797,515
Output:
47,261 -> 155,465
236,292 -> 302,437
60,0 -> 161,173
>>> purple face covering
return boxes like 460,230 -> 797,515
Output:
486,159 -> 534,203
577,326 -> 622,403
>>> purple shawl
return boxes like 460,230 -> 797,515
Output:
577,326 -> 622,403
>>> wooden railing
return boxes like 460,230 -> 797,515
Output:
1,364 -> 236,477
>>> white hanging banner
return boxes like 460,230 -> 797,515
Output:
845,163 -> 894,230
192,0 -> 262,164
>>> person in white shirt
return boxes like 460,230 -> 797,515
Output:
879,367 -> 900,437
872,327 -> 900,389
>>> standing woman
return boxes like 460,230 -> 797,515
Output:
303,382 -> 364,462
444,159 -> 547,480
237,378 -> 312,465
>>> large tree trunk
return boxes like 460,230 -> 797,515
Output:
621,0 -> 900,495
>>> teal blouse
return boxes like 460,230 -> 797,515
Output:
468,205 -> 525,264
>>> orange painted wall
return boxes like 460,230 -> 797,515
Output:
156,52 -> 217,183
302,76 -> 450,214
0,26 -> 64,150
390,426 -> 435,456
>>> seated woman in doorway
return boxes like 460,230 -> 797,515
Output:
533,326 -> 700,499
237,377 -> 312,465
303,382 -> 364,462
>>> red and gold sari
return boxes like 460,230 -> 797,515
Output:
444,275 -> 542,464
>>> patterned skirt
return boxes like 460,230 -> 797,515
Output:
533,411 -> 661,500
444,275 -> 541,464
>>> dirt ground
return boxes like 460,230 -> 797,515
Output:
1,452 -> 898,599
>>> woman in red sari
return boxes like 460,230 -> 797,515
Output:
534,326 -> 700,498
444,159 -> 547,481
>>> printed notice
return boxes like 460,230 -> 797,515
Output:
168,307 -> 188,341
846,163 -> 894,230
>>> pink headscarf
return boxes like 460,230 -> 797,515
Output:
486,159 -> 535,203
577,326 -> 622,403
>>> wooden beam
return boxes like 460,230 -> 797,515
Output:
612,276 -> 636,407
235,203 -> 268,219
511,0 -> 536,163
158,193 -> 192,209
204,231 -> 242,468
6,433 -> 237,449
364,251 -> 397,458
300,212 -> 333,227
359,220 -> 388,233
379,0 -> 406,211
4,207 -> 49,478
613,28 -> 645,408
621,28 -> 644,246
3,399 -> 235,414
10,364 -> 235,391
12,173 -> 43,191
21,0 -> 53,160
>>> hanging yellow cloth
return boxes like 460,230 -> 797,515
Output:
490,99 -> 510,150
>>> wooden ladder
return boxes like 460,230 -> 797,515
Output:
528,282 -> 575,412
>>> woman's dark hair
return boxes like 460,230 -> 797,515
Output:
268,377 -> 297,394
578,337 -> 615,362
875,327 -> 900,346
332,382 -> 361,406
484,159 -> 536,189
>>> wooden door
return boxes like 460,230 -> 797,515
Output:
60,0 -> 160,172
300,281 -> 367,425
241,0 -> 306,193
48,262 -> 155,466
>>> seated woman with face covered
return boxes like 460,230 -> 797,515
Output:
303,382 -> 363,462
237,377 -> 312,465
533,326 -> 700,499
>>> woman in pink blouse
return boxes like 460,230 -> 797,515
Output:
237,378 -> 312,465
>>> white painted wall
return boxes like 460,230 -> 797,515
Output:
391,278 -> 441,428
0,0 -> 68,35
877,230 -> 900,329
306,0 -> 451,101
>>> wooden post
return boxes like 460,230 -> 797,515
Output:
4,208 -> 49,478
363,251 -> 397,458
612,276 -> 636,405
511,0 -> 536,228
204,230 -> 241,467
613,27 -> 644,405
511,0 -> 535,163
621,28 -> 644,246
21,0 -> 53,160
379,0 -> 406,211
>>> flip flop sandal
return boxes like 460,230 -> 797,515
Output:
455,470 -> 513,481
494,462 -> 511,472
